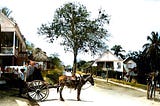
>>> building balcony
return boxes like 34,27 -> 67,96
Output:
0,47 -> 13,55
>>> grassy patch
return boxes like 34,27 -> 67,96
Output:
109,78 -> 147,90
95,77 -> 147,90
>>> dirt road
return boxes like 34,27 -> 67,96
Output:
38,83 -> 160,106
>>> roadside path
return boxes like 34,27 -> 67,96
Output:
94,78 -> 146,93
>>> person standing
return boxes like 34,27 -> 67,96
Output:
32,63 -> 44,81
17,68 -> 25,97
26,60 -> 44,81
26,60 -> 35,82
23,62 -> 29,82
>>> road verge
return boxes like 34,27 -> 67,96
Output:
94,78 -> 146,93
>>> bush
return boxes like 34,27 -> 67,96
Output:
45,69 -> 63,84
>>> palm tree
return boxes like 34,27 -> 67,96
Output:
0,7 -> 12,17
111,45 -> 125,59
143,31 -> 160,72
0,7 -> 14,21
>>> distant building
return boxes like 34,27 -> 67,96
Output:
94,50 -> 123,79
0,12 -> 27,67
123,57 -> 137,82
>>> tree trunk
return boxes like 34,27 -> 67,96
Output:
0,24 -> 1,53
72,51 -> 77,75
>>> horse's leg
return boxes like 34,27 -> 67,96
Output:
60,86 -> 64,101
77,87 -> 81,101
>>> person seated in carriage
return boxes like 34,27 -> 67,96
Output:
18,60 -> 44,97
26,60 -> 44,82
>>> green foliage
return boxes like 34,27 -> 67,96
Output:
77,60 -> 86,70
46,73 -> 59,84
45,69 -> 63,84
111,45 -> 125,59
95,78 -> 147,90
110,79 -> 147,90
38,2 -> 110,72
142,31 -> 160,72
48,54 -> 63,69
0,7 -> 15,21
26,41 -> 34,51
91,66 -> 98,75
0,7 -> 12,17
125,31 -> 160,78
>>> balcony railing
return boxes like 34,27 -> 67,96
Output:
0,47 -> 13,54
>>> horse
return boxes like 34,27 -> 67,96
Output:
146,71 -> 160,99
57,74 -> 94,101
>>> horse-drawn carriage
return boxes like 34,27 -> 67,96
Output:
0,66 -> 50,101
146,71 -> 160,100
0,66 -> 94,101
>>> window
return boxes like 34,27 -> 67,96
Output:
1,32 -> 13,47
117,62 -> 121,69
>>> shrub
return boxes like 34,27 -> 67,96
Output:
45,69 -> 63,84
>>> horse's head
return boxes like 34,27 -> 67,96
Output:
83,74 -> 94,86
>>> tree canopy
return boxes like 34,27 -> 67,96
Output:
0,7 -> 14,21
38,2 -> 110,73
142,31 -> 160,72
111,45 -> 125,59
0,7 -> 12,17
48,54 -> 63,69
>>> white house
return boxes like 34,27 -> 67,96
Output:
95,50 -> 124,72
123,57 -> 137,82
123,57 -> 137,75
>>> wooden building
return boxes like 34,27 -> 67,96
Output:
0,12 -> 27,66
94,50 -> 123,79
123,57 -> 137,82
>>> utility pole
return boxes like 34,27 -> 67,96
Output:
0,24 -> 1,53
106,67 -> 109,83
103,62 -> 108,83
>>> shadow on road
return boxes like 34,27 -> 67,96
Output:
0,85 -> 38,106
42,98 -> 94,102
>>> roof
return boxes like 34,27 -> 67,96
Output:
0,12 -> 15,31
0,12 -> 26,48
95,50 -> 123,62
123,57 -> 136,64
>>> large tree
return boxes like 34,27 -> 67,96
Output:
38,2 -> 110,73
143,31 -> 160,72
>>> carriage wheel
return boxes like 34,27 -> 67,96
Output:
27,80 -> 49,101
147,81 -> 154,99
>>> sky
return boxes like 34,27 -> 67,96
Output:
1,0 -> 160,66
